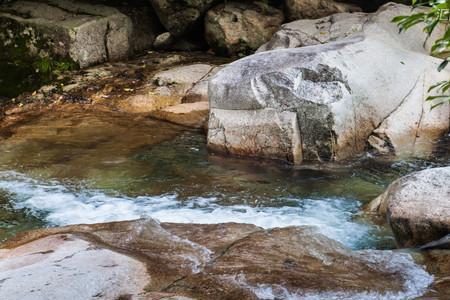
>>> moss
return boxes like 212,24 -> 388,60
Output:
0,17 -> 78,98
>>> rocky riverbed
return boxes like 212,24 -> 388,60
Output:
0,219 -> 445,299
0,0 -> 449,299
0,105 -> 448,299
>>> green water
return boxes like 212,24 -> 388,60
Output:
0,109 -> 448,249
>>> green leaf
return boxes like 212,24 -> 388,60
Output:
438,59 -> 449,71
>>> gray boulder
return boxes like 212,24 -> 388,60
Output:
0,0 -> 159,69
257,12 -> 368,52
208,3 -> 450,163
204,1 -> 284,56
285,0 -> 361,21
149,0 -> 217,37
367,166 -> 450,248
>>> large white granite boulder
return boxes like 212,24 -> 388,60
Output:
207,3 -> 450,163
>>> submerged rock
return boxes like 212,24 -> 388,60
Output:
368,166 -> 450,248
208,3 -> 450,163
0,219 -> 433,299
204,1 -> 284,56
0,0 -> 159,69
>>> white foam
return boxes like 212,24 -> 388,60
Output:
0,171 -> 372,247
0,171 -> 434,298
232,251 -> 434,300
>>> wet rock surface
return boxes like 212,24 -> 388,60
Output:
118,63 -> 218,114
0,219 -> 435,299
149,101 -> 209,129
417,249 -> 450,298
0,52 -> 229,132
208,3 -> 450,163
0,234 -> 151,299
368,166 -> 450,248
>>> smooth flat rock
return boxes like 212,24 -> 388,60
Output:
0,219 -> 434,299
149,101 -> 209,128
118,63 -> 218,114
0,234 -> 150,300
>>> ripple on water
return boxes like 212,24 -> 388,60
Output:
0,171 -> 383,249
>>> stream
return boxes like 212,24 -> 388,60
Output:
0,108 -> 449,298
0,109 -> 448,245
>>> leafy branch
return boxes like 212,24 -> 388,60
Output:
393,0 -> 450,108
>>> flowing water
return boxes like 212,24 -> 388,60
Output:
0,109 -> 449,298
0,109 -> 448,246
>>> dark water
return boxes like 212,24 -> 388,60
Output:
0,110 -> 448,250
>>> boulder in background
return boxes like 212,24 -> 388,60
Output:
205,1 -> 284,56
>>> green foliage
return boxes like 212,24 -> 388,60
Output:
0,19 -> 79,98
393,0 -> 450,108
33,58 -> 53,75
33,58 -> 77,76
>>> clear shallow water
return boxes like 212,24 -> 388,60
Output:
0,110 -> 448,250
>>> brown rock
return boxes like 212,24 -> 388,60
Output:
205,1 -> 284,56
149,0 -> 217,37
117,64 -> 217,114
285,0 -> 361,21
149,102 -> 209,128
0,220 -> 433,299
0,234 -> 151,299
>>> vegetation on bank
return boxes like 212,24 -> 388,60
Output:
0,19 -> 77,100
393,0 -> 450,107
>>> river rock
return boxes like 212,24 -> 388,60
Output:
208,3 -> 450,163
149,0 -> 217,37
257,12 -> 368,52
204,1 -> 284,56
368,166 -> 450,248
149,101 -> 210,128
0,234 -> 151,299
118,63 -> 218,113
0,0 -> 159,69
285,0 -> 361,21
208,108 -> 303,163
153,32 -> 202,51
0,220 -> 433,299
154,32 -> 175,50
